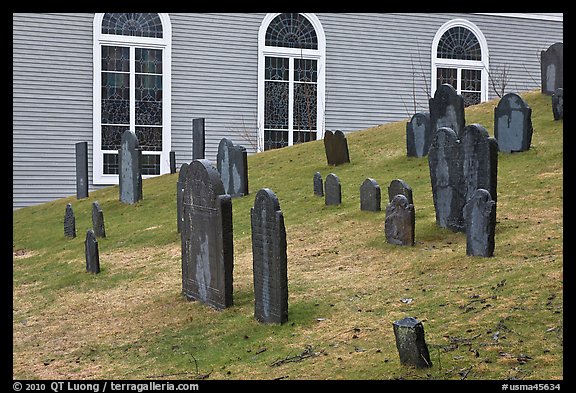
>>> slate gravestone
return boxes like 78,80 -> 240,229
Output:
251,188 -> 288,324
360,178 -> 381,212
324,173 -> 341,206
176,162 -> 189,234
313,172 -> 324,197
75,142 -> 89,199
85,229 -> 100,274
324,130 -> 350,166
494,93 -> 533,153
118,130 -> 142,204
552,88 -> 563,120
541,42 -> 563,95
464,188 -> 496,257
384,195 -> 415,246
429,84 -> 466,137
169,151 -> 176,174
91,201 -> 106,238
387,179 -> 413,206
64,203 -> 76,238
181,159 -> 234,310
217,138 -> 249,197
192,118 -> 205,159
392,317 -> 432,369
406,112 -> 432,157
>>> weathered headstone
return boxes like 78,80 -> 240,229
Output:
75,142 -> 89,199
313,171 -> 324,197
192,118 -> 205,159
384,194 -> 415,246
360,178 -> 381,212
85,229 -> 100,274
324,173 -> 341,206
463,188 -> 496,257
64,203 -> 76,238
169,151 -> 176,174
387,179 -> 413,206
406,112 -> 432,157
118,129 -> 142,204
541,42 -> 563,95
91,201 -> 106,238
181,159 -> 234,310
216,138 -> 249,198
251,188 -> 288,324
429,84 -> 466,137
494,93 -> 533,153
392,317 -> 432,369
324,130 -> 350,166
176,162 -> 189,233
552,88 -> 563,120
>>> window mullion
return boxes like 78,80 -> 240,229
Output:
129,46 -> 136,132
288,57 -> 294,146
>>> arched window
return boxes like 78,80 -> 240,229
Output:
258,13 -> 326,151
432,19 -> 489,107
93,13 -> 171,185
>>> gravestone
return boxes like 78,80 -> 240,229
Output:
494,93 -> 533,153
313,171 -> 324,197
75,142 -> 89,199
216,138 -> 249,198
176,162 -> 189,234
192,118 -> 205,159
406,112 -> 432,157
541,42 -> 563,95
384,195 -> 415,246
324,130 -> 350,166
463,188 -> 496,257
85,229 -> 100,274
118,130 -> 143,204
360,178 -> 381,212
552,88 -> 563,120
169,151 -> 176,174
387,179 -> 413,206
392,317 -> 432,369
251,188 -> 288,324
324,173 -> 341,206
64,203 -> 76,238
181,159 -> 234,310
429,84 -> 466,137
91,201 -> 106,238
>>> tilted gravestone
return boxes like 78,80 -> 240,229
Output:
324,130 -> 350,166
384,194 -> 415,246
392,317 -> 432,369
169,151 -> 176,174
118,129 -> 143,204
541,42 -> 563,95
552,88 -> 563,120
360,178 -> 381,212
387,179 -> 413,206
192,118 -> 205,160
406,112 -> 432,158
429,84 -> 466,137
181,159 -> 234,310
176,162 -> 189,234
464,188 -> 496,257
64,203 -> 76,238
217,138 -> 249,198
324,173 -> 342,206
91,201 -> 106,238
251,188 -> 288,324
313,171 -> 324,197
494,93 -> 533,153
75,142 -> 89,199
85,229 -> 101,274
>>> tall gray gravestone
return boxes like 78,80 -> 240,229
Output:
118,130 -> 142,204
463,188 -> 496,257
324,173 -> 341,206
541,42 -> 563,95
181,159 -> 234,310
251,188 -> 288,324
429,84 -> 466,137
324,130 -> 350,166
360,178 -> 381,212
75,142 -> 89,199
384,195 -> 415,246
387,179 -> 413,206
169,151 -> 176,174
176,162 -> 189,234
91,201 -> 106,238
392,317 -> 432,369
192,118 -> 205,159
64,203 -> 76,238
494,93 -> 533,153
313,172 -> 324,197
216,138 -> 249,198
406,112 -> 432,157
85,229 -> 101,274
552,88 -> 563,120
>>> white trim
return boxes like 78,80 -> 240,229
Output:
474,13 -> 563,22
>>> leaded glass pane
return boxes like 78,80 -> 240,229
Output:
265,57 -> 289,81
102,46 -> 130,72
135,74 -> 162,125
101,72 -> 130,124
264,130 -> 289,150
102,125 -> 129,150
102,13 -> 163,38
462,92 -> 481,107
293,83 -> 317,131
294,58 -> 317,83
437,27 -> 481,61
264,81 -> 289,129
293,131 -> 317,145
265,13 -> 318,50
135,48 -> 162,74
135,126 -> 163,151
437,67 -> 458,89
103,153 -> 119,174
461,69 -> 482,92
141,154 -> 160,175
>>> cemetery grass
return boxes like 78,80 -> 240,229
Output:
13,91 -> 562,380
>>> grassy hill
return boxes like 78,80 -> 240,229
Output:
12,90 -> 562,380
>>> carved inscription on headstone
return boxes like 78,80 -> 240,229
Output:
429,84 -> 466,137
313,171 -> 324,197
75,142 -> 89,199
384,194 -> 415,246
217,138 -> 249,197
541,42 -> 563,95
494,93 -> 533,153
324,130 -> 350,166
91,201 -> 106,238
392,317 -> 432,369
406,112 -> 432,157
64,203 -> 76,238
464,188 -> 496,257
324,173 -> 341,206
360,178 -> 381,212
176,162 -> 189,234
118,130 -> 142,204
85,229 -> 100,274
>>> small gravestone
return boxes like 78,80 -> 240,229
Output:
541,42 -> 563,95
384,195 -> 415,246
494,93 -> 533,153
429,84 -> 466,137
552,88 -> 563,120
360,178 -> 381,212
217,138 -> 249,198
324,130 -> 350,166
181,159 -> 234,310
324,173 -> 341,206
392,317 -> 432,369
85,229 -> 100,274
406,112 -> 432,157
176,162 -> 189,234
387,179 -> 413,206
169,151 -> 176,174
91,201 -> 106,238
313,172 -> 324,197
192,118 -> 205,159
251,188 -> 288,324
75,142 -> 89,199
64,203 -> 76,238
463,188 -> 496,257
118,130 -> 142,204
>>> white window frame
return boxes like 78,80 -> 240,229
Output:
93,13 -> 172,185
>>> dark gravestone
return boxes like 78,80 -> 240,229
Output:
494,93 -> 533,153
429,84 -> 466,137
324,130 -> 350,166
313,171 -> 323,196
406,112 -> 432,157
75,142 -> 89,199
192,118 -> 205,159
64,203 -> 76,238
91,201 -> 106,238
392,317 -> 432,369
118,130 -> 142,204
251,188 -> 288,324
217,138 -> 249,197
324,173 -> 341,206
541,42 -> 563,95
552,88 -> 563,120
176,162 -> 189,233
85,229 -> 100,274
181,159 -> 234,310
384,195 -> 415,246
360,178 -> 381,212
463,188 -> 496,257
169,151 -> 176,174
387,179 -> 413,206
